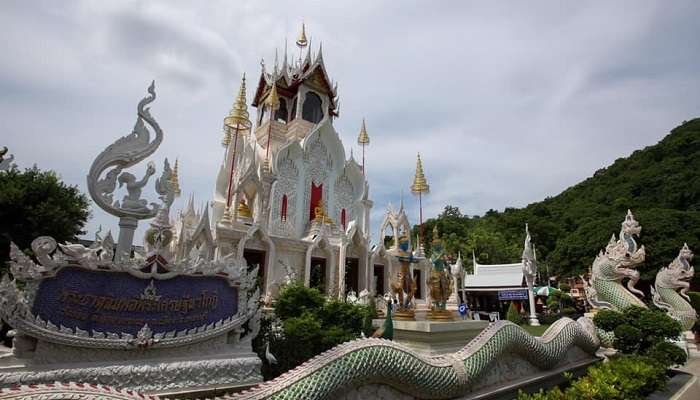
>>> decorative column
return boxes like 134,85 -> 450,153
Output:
338,239 -> 348,300
447,252 -> 462,309
522,224 -> 540,326
411,153 -> 429,256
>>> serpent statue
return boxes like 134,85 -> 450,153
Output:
651,243 -> 697,331
0,317 -> 600,400
583,210 -> 647,311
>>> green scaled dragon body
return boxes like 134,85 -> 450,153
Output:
0,318 -> 600,400
583,210 -> 647,311
231,317 -> 599,400
651,243 -> 697,331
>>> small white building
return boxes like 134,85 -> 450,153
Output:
462,258 -> 529,315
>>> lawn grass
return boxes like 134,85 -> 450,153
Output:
520,323 -> 551,337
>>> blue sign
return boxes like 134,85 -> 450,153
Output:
458,303 -> 468,315
498,289 -> 529,301
32,267 -> 238,336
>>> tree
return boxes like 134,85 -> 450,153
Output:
0,166 -> 90,272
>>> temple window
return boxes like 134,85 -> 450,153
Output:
341,208 -> 347,230
302,91 -> 323,123
290,96 -> 298,121
259,106 -> 267,125
281,194 -> 288,222
275,98 -> 288,123
309,182 -> 323,220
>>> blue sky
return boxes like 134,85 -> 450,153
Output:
2,1 -> 700,244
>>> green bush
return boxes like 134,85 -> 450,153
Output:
647,341 -> 687,367
507,302 -> 523,324
593,309 -> 624,331
614,324 -> 643,354
688,291 -> 700,314
519,355 -> 668,400
273,284 -> 325,320
254,283 -> 377,380
558,283 -> 571,292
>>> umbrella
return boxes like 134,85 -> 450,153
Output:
533,286 -> 559,296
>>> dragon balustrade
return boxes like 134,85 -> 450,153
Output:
651,243 -> 697,331
0,317 -> 601,400
583,210 -> 647,311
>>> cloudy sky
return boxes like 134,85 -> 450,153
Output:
2,1 -> 699,244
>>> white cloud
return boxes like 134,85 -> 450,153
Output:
2,0 -> 699,244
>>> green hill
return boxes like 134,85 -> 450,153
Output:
416,117 -> 700,287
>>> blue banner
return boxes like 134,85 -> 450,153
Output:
32,267 -> 238,336
498,289 -> 529,301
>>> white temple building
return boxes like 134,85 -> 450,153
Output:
171,26 -> 431,304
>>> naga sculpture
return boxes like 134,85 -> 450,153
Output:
584,210 -> 647,311
0,317 -> 601,400
87,82 -> 169,260
651,243 -> 697,331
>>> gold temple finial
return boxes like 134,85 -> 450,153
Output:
170,158 -> 181,197
411,153 -> 430,194
357,118 -> 370,145
265,82 -> 280,111
296,22 -> 308,48
223,73 -> 252,146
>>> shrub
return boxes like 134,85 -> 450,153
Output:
561,306 -> 577,316
273,284 -> 325,320
507,302 -> 523,324
593,309 -> 623,332
538,313 -> 563,325
558,283 -> 571,292
688,291 -> 700,314
519,355 -> 668,400
614,324 -> 643,354
255,283 -> 377,380
647,341 -> 687,367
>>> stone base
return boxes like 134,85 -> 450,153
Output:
427,309 -> 454,321
0,345 -> 262,395
394,309 -> 416,321
372,319 -> 489,355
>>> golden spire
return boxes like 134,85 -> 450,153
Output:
265,82 -> 280,111
296,23 -> 308,48
411,153 -> 430,194
357,118 -> 370,145
223,74 -> 252,146
170,158 -> 181,197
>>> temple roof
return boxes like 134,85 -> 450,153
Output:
463,262 -> 525,288
251,42 -> 338,115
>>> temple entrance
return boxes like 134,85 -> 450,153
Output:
243,249 -> 266,291
413,269 -> 423,299
373,264 -> 385,295
345,258 -> 359,294
310,257 -> 327,292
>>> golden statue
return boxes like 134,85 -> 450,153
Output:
238,199 -> 252,218
313,200 -> 334,225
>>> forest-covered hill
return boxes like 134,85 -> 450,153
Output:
415,117 -> 700,287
